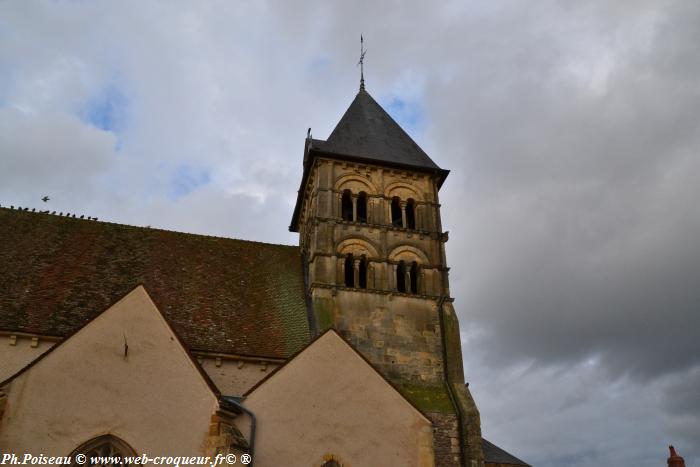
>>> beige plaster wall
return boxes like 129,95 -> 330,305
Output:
0,331 -> 280,400
198,357 -> 279,396
0,286 -> 219,457
0,335 -> 55,382
241,331 -> 435,467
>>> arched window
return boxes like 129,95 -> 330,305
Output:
356,192 -> 368,223
410,261 -> 419,294
341,190 -> 353,221
71,435 -> 136,467
344,253 -> 355,287
391,197 -> 402,227
406,198 -> 416,230
396,260 -> 406,293
358,255 -> 368,289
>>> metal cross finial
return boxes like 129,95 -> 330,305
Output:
357,35 -> 367,91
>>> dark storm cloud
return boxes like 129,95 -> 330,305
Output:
1,1 -> 698,466
421,2 -> 700,462
431,0 -> 700,379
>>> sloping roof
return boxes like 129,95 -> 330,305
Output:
290,89 -> 449,231
483,438 -> 531,466
321,89 -> 444,172
0,285 -> 222,399
0,207 -> 310,359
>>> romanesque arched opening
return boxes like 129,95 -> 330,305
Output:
344,253 -> 355,287
410,261 -> 419,294
358,255 -> 368,289
356,191 -> 368,223
341,190 -> 353,221
406,198 -> 416,230
396,260 -> 406,293
391,197 -> 402,227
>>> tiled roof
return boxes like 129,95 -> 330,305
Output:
0,207 -> 310,359
483,438 -> 531,466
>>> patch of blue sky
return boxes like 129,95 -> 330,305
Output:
169,165 -> 211,199
307,56 -> 330,72
82,84 -> 128,135
381,95 -> 425,135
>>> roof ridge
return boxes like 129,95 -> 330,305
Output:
0,206 -> 299,250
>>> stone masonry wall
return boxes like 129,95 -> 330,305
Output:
429,412 -> 462,467
313,290 -> 444,385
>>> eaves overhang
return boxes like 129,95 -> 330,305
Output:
289,143 -> 449,232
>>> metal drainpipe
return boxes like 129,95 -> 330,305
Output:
226,398 -> 256,467
437,295 -> 469,467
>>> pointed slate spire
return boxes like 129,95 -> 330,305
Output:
291,82 -> 450,232
322,90 -> 446,176
668,446 -> 685,467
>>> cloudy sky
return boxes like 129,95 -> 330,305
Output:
1,1 -> 698,465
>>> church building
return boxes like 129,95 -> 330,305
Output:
0,81 -> 530,467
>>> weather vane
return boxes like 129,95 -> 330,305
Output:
357,35 -> 367,91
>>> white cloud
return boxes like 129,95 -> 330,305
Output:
0,108 -> 116,206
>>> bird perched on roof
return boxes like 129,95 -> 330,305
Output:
42,196 -> 50,202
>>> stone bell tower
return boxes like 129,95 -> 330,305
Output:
290,86 -> 484,467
